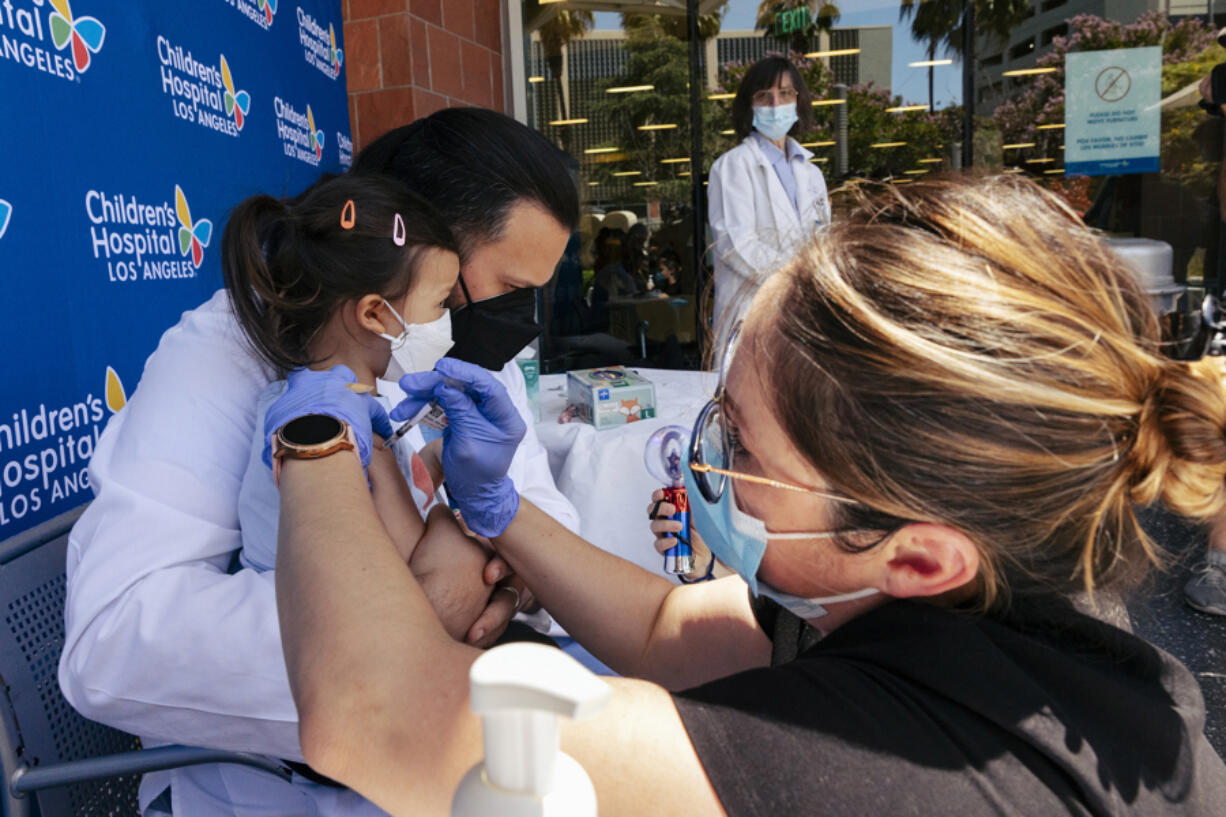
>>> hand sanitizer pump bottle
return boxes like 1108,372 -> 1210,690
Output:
451,643 -> 612,817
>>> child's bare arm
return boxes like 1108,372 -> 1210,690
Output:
368,442 -> 425,564
416,437 -> 444,490
367,449 -> 493,641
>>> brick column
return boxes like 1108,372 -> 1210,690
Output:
343,0 -> 506,151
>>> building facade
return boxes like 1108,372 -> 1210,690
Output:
342,0 -> 507,151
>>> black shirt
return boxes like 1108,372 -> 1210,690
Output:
673,600 -> 1226,816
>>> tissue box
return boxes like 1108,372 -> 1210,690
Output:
567,367 -> 657,429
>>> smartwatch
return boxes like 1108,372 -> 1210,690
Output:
271,414 -> 358,486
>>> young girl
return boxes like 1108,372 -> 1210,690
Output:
222,174 -> 493,640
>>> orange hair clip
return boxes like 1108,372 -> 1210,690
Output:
340,199 -> 356,229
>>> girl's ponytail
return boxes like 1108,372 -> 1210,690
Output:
221,194 -> 295,372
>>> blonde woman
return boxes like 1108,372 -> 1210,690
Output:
268,176 -> 1225,816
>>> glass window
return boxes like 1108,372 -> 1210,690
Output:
512,0 -> 1225,369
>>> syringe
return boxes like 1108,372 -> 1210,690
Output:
385,376 -> 464,446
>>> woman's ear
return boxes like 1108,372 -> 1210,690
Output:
877,523 -> 980,600
355,294 -> 391,336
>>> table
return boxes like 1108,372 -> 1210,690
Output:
535,367 -> 717,581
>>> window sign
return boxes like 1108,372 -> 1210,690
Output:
1065,46 -> 1161,177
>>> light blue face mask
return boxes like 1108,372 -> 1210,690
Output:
752,102 -> 798,142
683,463 -> 879,620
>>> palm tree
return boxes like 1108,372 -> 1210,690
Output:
523,2 -> 593,153
899,0 -> 961,111
621,7 -> 726,42
755,1 -> 840,54
536,8 -> 595,124
899,0 -> 1030,110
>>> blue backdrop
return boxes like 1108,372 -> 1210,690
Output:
0,0 -> 351,538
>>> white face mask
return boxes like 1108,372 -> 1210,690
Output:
756,581 -> 880,621
378,299 -> 454,381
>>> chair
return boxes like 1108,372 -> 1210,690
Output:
0,508 -> 290,817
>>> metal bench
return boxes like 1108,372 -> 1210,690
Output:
0,508 -> 289,817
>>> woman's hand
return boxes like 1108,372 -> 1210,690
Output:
648,489 -> 715,583
393,359 -> 525,537
466,572 -> 536,648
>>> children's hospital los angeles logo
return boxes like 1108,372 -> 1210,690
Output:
222,0 -> 276,31
176,185 -> 213,268
275,97 -> 323,166
222,55 -> 250,129
156,35 -> 250,138
0,366 -> 127,530
84,184 -> 212,283
1,0 -> 105,82
297,7 -> 341,80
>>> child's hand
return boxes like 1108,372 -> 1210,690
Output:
647,489 -> 715,582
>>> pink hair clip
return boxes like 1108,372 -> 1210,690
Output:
340,199 -> 356,230
392,213 -> 406,246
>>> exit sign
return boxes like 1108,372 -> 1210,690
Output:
773,7 -> 810,36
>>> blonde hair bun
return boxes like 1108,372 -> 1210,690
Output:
1134,357 -> 1226,518
753,174 -> 1226,611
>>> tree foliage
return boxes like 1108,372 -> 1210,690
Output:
713,51 -> 959,180
899,0 -> 1030,57
525,2 -> 595,129
622,6 -> 726,41
586,16 -> 719,204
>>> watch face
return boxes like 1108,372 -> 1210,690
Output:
281,414 -> 344,447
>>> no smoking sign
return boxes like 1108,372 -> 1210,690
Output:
1095,66 -> 1131,102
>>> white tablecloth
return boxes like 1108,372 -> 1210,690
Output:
535,368 -> 718,580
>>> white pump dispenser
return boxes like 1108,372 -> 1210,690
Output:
451,642 -> 612,817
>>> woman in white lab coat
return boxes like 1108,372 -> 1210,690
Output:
708,56 -> 832,336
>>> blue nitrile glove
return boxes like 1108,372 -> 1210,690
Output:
392,358 -> 526,537
262,365 -> 393,470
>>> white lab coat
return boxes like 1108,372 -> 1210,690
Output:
707,135 -> 831,335
58,289 -> 580,817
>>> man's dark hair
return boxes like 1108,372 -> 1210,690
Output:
731,56 -> 814,141
352,108 -> 578,257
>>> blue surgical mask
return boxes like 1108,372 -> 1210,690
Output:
752,103 -> 798,142
683,463 -> 879,618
